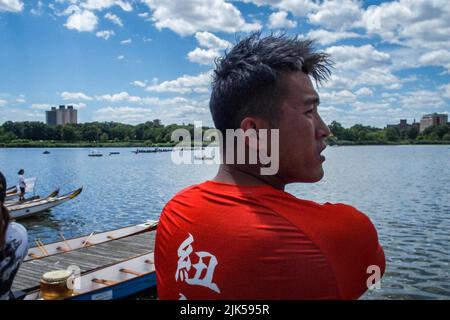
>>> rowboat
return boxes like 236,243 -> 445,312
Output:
194,156 -> 215,160
24,252 -> 156,300
6,185 -> 17,194
88,149 -> 103,157
5,189 -> 59,207
25,220 -> 158,261
7,187 -> 82,220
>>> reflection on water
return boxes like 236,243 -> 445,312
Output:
0,145 -> 448,299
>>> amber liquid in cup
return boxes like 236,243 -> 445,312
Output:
40,279 -> 74,300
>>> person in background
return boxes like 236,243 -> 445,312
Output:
155,33 -> 385,300
0,171 -> 28,300
17,169 -> 26,202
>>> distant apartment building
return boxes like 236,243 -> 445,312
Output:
387,119 -> 420,132
46,105 -> 77,125
419,113 -> 448,133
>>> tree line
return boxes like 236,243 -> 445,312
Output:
327,121 -> 450,144
0,120 -> 200,145
0,120 -> 449,145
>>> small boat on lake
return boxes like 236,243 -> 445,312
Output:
24,252 -> 155,300
109,152 -> 120,155
43,151 -> 50,154
25,220 -> 158,261
88,149 -> 103,157
194,155 -> 215,161
7,187 -> 82,220
5,189 -> 59,207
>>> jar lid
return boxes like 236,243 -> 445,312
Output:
42,270 -> 72,283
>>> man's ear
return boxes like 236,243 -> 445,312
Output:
240,117 -> 257,132
240,117 -> 258,149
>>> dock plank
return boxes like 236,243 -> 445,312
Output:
12,231 -> 156,292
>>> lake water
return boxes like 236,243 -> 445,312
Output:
0,145 -> 448,300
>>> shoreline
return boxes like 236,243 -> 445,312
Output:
1,141 -> 449,148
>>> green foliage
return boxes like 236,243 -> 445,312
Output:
327,121 -> 450,144
0,120 -> 202,145
1,120 -> 449,146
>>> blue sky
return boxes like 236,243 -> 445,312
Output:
0,0 -> 449,128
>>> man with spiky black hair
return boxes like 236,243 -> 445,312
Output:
156,33 -> 385,300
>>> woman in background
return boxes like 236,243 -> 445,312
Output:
17,169 -> 26,202
0,171 -> 28,300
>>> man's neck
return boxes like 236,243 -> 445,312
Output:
213,164 -> 286,190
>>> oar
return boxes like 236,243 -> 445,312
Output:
38,239 -> 50,256
120,268 -> 143,276
34,240 -> 47,257
59,232 -> 72,250
92,278 -> 117,286
82,232 -> 94,248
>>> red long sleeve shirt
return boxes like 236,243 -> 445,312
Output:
155,180 -> 385,300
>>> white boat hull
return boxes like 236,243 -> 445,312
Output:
8,188 -> 82,220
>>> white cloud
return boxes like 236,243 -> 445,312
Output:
141,0 -> 261,36
138,12 -> 149,18
30,1 -> 43,16
131,80 -> 146,88
306,29 -> 362,45
325,44 -> 390,70
307,0 -> 363,30
120,38 -> 132,45
419,50 -> 450,73
65,10 -> 98,32
323,45 -> 401,90
399,90 -> 447,110
117,55 -> 125,60
167,105 -> 209,119
187,32 -> 231,65
93,106 -> 153,124
356,68 -> 401,89
61,91 -> 93,101
320,90 -> 357,105
0,0 -> 23,12
355,87 -> 373,96
440,84 -> 450,99
146,72 -> 211,94
352,101 -> 391,112
104,12 -> 123,27
187,48 -> 219,66
63,102 -> 87,109
81,0 -> 132,12
322,74 -> 358,90
268,11 -> 297,29
241,0 -> 318,17
96,91 -> 141,103
0,99 -> 6,107
96,30 -> 115,39
361,0 -> 450,51
195,31 -> 231,50
30,103 -> 52,110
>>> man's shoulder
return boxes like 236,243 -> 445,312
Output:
169,181 -> 214,199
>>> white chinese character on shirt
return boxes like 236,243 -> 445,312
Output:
175,233 -> 220,294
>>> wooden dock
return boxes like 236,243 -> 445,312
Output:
12,231 -> 156,293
